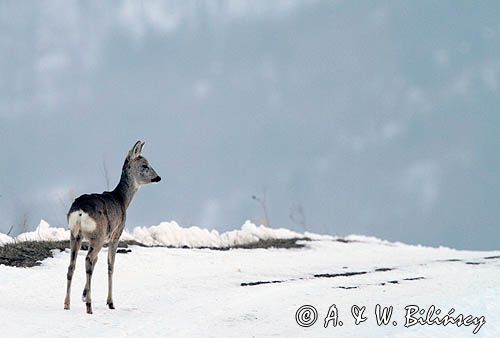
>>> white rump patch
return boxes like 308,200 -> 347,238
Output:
80,212 -> 97,232
68,211 -> 81,236
68,210 -> 97,235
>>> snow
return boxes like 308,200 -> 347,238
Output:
1,219 -> 304,248
127,220 -> 302,247
16,220 -> 70,242
0,232 -> 12,245
1,219 -> 337,248
1,222 -> 499,337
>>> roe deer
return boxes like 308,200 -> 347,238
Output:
64,140 -> 161,314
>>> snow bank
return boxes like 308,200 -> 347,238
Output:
0,233 -> 13,245
343,234 -> 405,245
2,219 -> 433,249
127,220 -> 302,247
0,219 -> 307,248
15,220 -> 70,242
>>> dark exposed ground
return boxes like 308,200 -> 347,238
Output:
0,240 -> 142,268
0,241 -> 70,268
204,237 -> 310,250
240,266 -> 427,287
0,237 -> 327,268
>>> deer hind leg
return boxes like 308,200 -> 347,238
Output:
107,240 -> 119,309
82,240 -> 103,314
64,232 -> 82,310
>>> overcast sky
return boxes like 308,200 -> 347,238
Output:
1,1 -> 499,249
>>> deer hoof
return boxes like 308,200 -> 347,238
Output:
86,303 -> 93,314
107,302 -> 115,310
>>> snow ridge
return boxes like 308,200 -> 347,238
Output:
0,219 -> 325,248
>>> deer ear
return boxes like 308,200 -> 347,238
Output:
138,140 -> 145,154
127,140 -> 143,160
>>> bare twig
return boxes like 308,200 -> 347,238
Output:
58,190 -> 76,216
252,188 -> 270,227
102,155 -> 110,190
289,203 -> 307,232
20,212 -> 30,234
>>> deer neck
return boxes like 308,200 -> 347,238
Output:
113,169 -> 139,209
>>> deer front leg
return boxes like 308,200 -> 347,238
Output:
82,242 -> 103,314
64,232 -> 82,310
106,240 -> 119,309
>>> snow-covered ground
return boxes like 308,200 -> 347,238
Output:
1,221 -> 499,337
